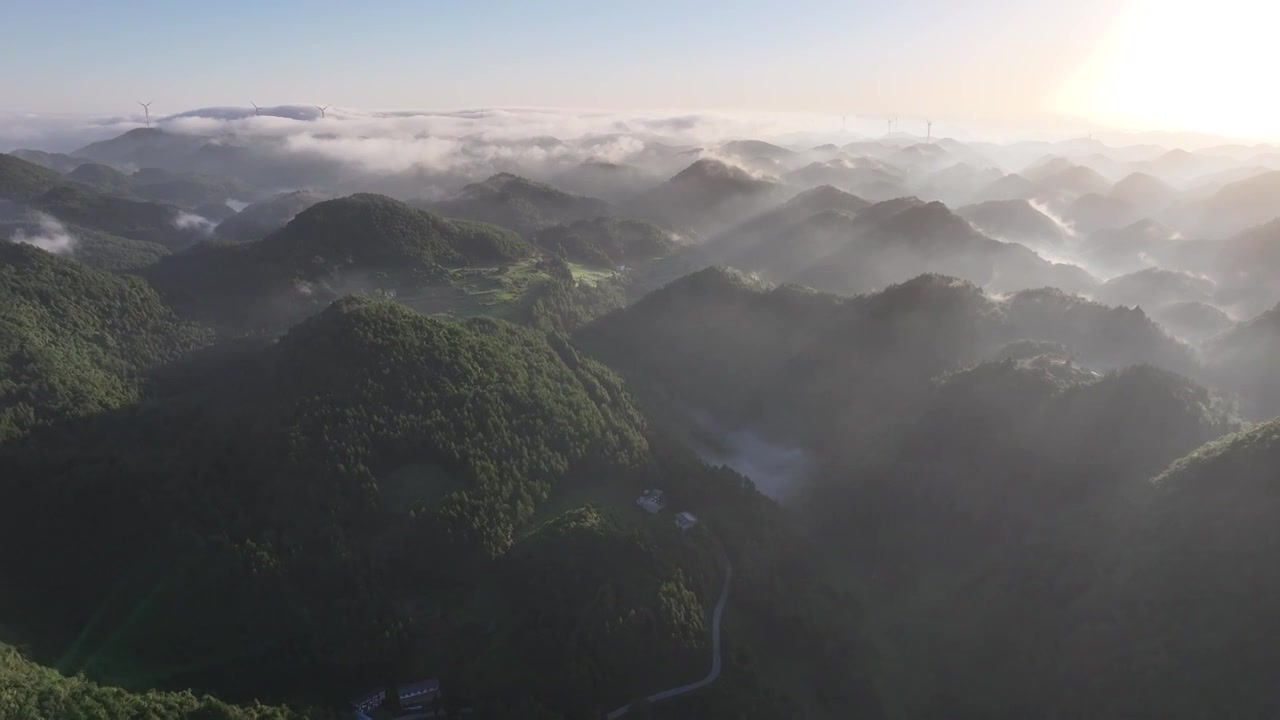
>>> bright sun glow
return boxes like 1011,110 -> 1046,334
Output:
1057,0 -> 1280,139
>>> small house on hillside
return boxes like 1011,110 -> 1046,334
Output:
397,677 -> 440,705
675,512 -> 698,531
636,489 -> 666,513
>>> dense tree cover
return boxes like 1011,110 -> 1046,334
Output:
0,297 -> 650,699
66,227 -> 172,271
7,133 -> 1275,719
0,242 -> 210,440
0,293 -> 884,719
578,269 -> 1199,464
1149,300 -> 1234,344
481,507 -> 719,717
432,173 -> 612,236
1212,218 -> 1280,316
270,193 -> 532,267
214,190 -> 327,243
551,160 -> 657,203
1206,302 -> 1280,419
1042,419 -> 1280,719
532,217 -> 675,267
623,159 -> 782,236
8,149 -> 83,173
795,357 -> 1240,719
648,438 -> 882,720
31,184 -> 198,249
955,198 -> 1068,247
815,357 -> 1237,569
576,267 -> 1270,718
0,153 -> 67,202
128,167 -> 249,208
1001,287 -> 1198,375
520,258 -> 629,334
143,194 -> 535,333
0,642 -> 334,720
1,212 -> 173,271
63,163 -> 248,210
1095,266 -> 1215,310
706,195 -> 1096,297
72,128 -> 208,170
66,162 -> 136,195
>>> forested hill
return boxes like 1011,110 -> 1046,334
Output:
1075,417 -> 1280,712
1206,301 -> 1280,419
142,193 -> 536,333
0,642 -> 335,720
31,184 -> 204,249
1047,419 -> 1280,718
0,295 -> 880,718
0,242 -> 210,440
273,193 -> 533,267
432,172 -> 613,236
532,216 -> 676,266
576,268 -> 1197,455
214,190 -> 327,243
0,152 -> 66,201
0,296 -> 650,696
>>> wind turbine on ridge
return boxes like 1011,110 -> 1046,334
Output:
137,101 -> 152,128
315,105 -> 329,119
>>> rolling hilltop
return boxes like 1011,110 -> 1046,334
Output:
143,193 -> 539,333
5,117 -> 1280,720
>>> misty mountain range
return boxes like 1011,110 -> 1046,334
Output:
4,108 -> 1280,719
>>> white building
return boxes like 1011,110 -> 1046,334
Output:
674,512 -> 698,531
635,489 -> 666,513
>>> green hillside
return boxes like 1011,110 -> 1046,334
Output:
8,149 -> 83,173
0,296 -> 879,718
578,269 -> 1195,460
532,217 -> 675,267
144,193 -> 539,333
0,642 -> 334,720
1207,302 -> 1280,419
1042,420 -> 1280,718
215,190 -> 327,243
66,162 -> 137,195
434,173 -> 613,236
0,296 -> 646,696
0,153 -> 67,202
0,242 -> 210,440
33,184 -> 193,248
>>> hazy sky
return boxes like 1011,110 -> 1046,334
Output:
2,0 -> 1274,139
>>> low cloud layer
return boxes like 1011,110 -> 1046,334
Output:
11,213 -> 75,254
173,211 -> 217,235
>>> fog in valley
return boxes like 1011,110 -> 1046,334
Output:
5,2 -> 1280,718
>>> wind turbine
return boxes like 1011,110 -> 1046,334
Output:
251,102 -> 261,117
137,101 -> 152,128
315,104 -> 329,119
926,120 -> 933,143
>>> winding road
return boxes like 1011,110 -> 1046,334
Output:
605,560 -> 733,720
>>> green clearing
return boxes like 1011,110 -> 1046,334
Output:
567,261 -> 617,287
397,258 -> 554,320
